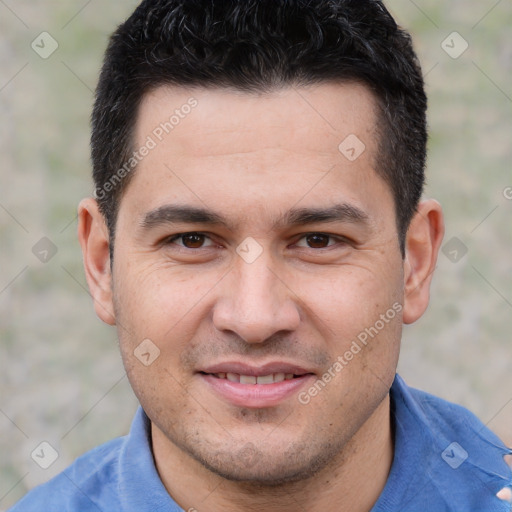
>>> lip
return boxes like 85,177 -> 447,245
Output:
198,361 -> 316,408
200,361 -> 313,376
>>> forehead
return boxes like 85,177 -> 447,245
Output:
122,82 -> 392,230
136,82 -> 379,159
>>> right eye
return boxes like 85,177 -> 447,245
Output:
165,232 -> 214,249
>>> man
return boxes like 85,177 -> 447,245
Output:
9,0 -> 512,510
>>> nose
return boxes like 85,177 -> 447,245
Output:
212,251 -> 301,344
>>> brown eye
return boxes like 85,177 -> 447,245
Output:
305,233 -> 331,248
294,233 -> 348,250
166,232 -> 214,249
181,233 -> 206,248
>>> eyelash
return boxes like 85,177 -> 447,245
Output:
164,232 -> 349,250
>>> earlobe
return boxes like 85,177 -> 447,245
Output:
77,198 -> 116,326
402,199 -> 445,325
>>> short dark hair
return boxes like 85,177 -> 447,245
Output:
91,0 -> 427,258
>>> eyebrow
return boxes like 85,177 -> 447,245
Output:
141,205 -> 229,230
140,203 -> 370,232
280,204 -> 369,229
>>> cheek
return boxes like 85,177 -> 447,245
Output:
113,265 -> 198,412
293,264 -> 402,343
115,263 -> 186,326
113,260 -> 219,364
294,263 -> 403,391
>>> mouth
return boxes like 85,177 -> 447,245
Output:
197,363 -> 316,408
201,372 -> 298,385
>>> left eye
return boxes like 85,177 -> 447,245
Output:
295,233 -> 341,249
166,232 -> 214,249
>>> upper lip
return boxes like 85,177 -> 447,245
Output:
199,361 -> 315,377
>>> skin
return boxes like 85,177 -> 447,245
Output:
78,82 -> 445,511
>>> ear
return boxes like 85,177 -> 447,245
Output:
77,198 -> 116,326
402,199 -> 445,324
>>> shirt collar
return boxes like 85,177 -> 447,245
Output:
117,407 -> 182,511
372,374 -> 512,511
118,375 -> 512,511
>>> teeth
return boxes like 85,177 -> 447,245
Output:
216,372 -> 295,384
256,374 -> 274,385
273,372 -> 285,382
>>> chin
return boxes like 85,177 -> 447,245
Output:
191,442 -> 335,487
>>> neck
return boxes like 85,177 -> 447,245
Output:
152,395 -> 393,512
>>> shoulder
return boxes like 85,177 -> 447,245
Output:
390,374 -> 512,511
8,436 -> 126,512
9,407 -> 181,512
396,376 -> 507,450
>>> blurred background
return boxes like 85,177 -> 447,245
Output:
0,0 -> 511,508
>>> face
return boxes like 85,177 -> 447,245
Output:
81,82 -> 439,484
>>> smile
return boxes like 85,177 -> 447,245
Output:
198,364 -> 315,408
210,372 -> 296,384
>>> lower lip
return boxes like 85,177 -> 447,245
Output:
200,374 -> 315,408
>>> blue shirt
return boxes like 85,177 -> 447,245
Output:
9,374 -> 512,511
